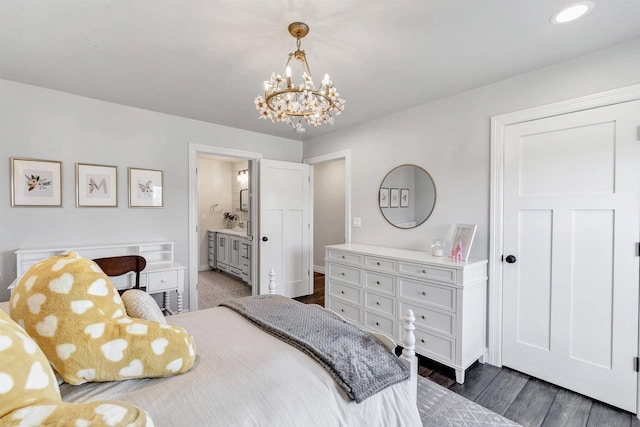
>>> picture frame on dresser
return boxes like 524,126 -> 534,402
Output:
128,167 -> 163,207
75,163 -> 117,207
450,224 -> 477,262
10,157 -> 62,207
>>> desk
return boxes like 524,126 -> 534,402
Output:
13,242 -> 185,313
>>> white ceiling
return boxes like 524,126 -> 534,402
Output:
1,1 -> 639,141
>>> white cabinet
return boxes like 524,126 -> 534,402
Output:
213,231 -> 251,285
325,243 -> 487,383
14,242 -> 185,313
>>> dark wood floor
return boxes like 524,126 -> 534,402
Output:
299,273 -> 638,427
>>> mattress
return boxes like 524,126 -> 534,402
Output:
55,306 -> 421,426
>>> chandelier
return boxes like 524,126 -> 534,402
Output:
254,22 -> 345,134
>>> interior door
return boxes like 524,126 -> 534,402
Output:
259,159 -> 311,298
502,100 -> 640,412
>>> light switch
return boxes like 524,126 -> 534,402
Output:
353,217 -> 362,227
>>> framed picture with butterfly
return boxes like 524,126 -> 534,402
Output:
128,167 -> 163,207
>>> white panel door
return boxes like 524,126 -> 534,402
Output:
259,159 -> 311,298
502,100 -> 640,412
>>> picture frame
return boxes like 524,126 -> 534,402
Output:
390,188 -> 399,208
379,187 -> 389,208
400,188 -> 409,208
128,167 -> 163,207
10,157 -> 62,207
76,163 -> 117,207
449,223 -> 477,262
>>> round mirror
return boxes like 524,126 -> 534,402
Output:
378,164 -> 436,229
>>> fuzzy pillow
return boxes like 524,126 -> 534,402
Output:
9,251 -> 196,385
0,310 -> 153,426
122,290 -> 167,324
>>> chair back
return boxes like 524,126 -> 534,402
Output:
92,255 -> 147,291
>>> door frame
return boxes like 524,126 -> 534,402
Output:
304,149 -> 353,257
188,143 -> 262,312
488,83 -> 640,368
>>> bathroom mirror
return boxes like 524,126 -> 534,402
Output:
239,189 -> 249,212
378,164 -> 436,229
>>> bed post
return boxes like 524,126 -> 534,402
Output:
268,268 -> 276,294
400,309 -> 418,404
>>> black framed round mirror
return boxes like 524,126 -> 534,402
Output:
378,164 -> 436,229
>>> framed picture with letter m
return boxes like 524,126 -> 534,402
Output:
75,163 -> 118,207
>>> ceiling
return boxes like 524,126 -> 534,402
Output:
1,1 -> 639,141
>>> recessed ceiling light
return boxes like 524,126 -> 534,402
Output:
551,1 -> 595,24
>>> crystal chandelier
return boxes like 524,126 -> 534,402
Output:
254,22 -> 345,134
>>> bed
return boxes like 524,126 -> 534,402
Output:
0,296 -> 421,426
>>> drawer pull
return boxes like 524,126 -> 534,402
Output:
421,339 -> 425,343
421,315 -> 426,320
421,291 -> 427,296
376,262 -> 380,265
341,255 -> 345,259
375,301 -> 380,305
341,290 -> 345,294
160,278 -> 166,283
341,309 -> 345,312
341,272 -> 345,276
422,269 -> 427,274
375,322 -> 380,326
376,281 -> 380,285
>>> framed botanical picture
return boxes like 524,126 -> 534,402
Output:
76,163 -> 117,207
390,188 -> 399,208
379,187 -> 389,208
10,157 -> 62,207
128,167 -> 163,207
400,188 -> 409,207
449,224 -> 477,262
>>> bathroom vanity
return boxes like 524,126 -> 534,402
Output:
208,229 -> 252,285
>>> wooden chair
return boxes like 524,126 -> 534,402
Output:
92,255 -> 147,294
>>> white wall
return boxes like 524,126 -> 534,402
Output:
313,159 -> 345,269
304,38 -> 640,260
0,79 -> 302,303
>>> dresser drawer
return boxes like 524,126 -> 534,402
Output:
327,249 -> 363,267
414,328 -> 455,363
400,301 -> 454,337
398,261 -> 456,284
146,269 -> 179,293
399,278 -> 456,311
329,281 -> 361,305
365,311 -> 394,337
327,262 -> 362,287
364,256 -> 395,273
364,271 -> 395,295
328,299 -> 360,324
365,292 -> 394,316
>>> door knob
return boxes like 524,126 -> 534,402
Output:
505,255 -> 517,264
262,236 -> 268,242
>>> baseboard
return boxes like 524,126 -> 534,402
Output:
314,265 -> 325,274
198,264 -> 211,272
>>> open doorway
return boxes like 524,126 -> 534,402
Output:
196,154 -> 252,309
305,150 -> 351,306
188,144 -> 262,312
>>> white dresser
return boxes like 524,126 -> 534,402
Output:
325,243 -> 487,383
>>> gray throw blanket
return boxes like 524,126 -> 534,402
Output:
220,295 -> 409,403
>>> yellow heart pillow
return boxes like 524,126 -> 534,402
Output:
9,251 -> 196,385
0,310 -> 152,426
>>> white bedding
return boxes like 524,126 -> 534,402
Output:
53,307 -> 421,427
